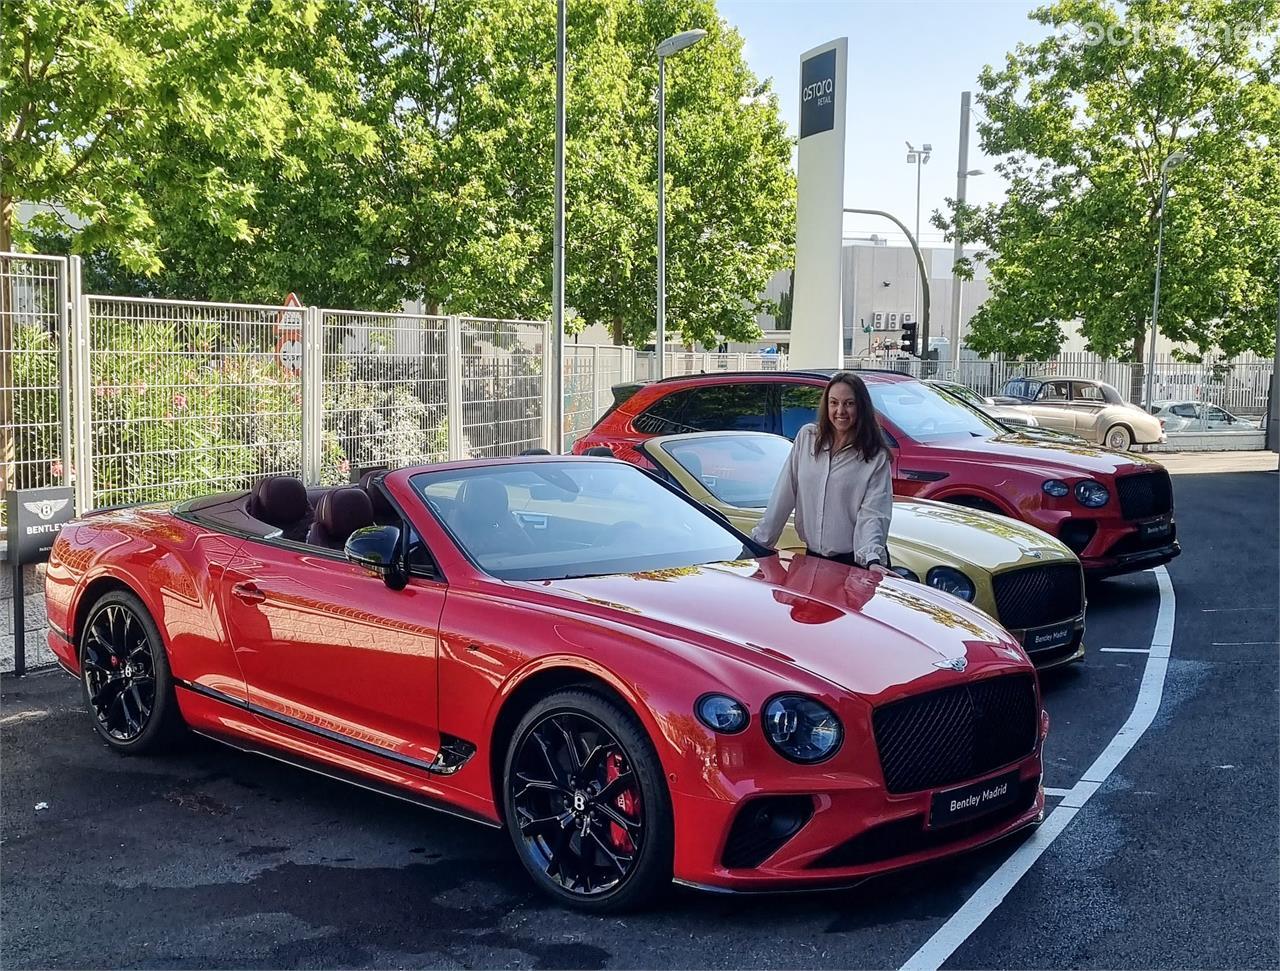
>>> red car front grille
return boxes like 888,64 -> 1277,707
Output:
871,674 -> 1038,794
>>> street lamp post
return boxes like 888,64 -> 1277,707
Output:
906,140 -> 931,348
655,29 -> 706,380
1144,150 -> 1187,410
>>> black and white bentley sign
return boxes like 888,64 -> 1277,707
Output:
6,487 -> 75,564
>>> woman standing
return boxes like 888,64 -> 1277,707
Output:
752,371 -> 893,574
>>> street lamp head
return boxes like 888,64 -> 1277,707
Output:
965,168 -> 984,176
1164,150 -> 1188,170
657,29 -> 707,58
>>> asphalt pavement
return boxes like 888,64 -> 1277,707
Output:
2,464 -> 1276,970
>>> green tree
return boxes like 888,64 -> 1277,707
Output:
1,0 -> 375,267
934,0 -> 1279,374
5,0 -> 795,344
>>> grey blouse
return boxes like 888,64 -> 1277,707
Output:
751,423 -> 893,565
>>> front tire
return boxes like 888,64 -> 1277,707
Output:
79,590 -> 185,754
502,689 -> 673,912
1104,424 -> 1133,450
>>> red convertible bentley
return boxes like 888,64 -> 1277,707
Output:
45,458 -> 1047,910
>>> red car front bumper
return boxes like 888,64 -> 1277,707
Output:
668,725 -> 1047,892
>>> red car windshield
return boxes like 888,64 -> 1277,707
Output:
410,462 -> 753,580
869,381 -> 1004,442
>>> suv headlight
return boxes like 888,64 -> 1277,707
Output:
763,695 -> 842,763
1042,479 -> 1069,497
1074,479 -> 1109,508
927,566 -> 976,602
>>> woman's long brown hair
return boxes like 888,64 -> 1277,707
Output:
813,371 -> 885,462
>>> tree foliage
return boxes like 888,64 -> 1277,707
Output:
934,0 -> 1279,362
4,0 -> 795,347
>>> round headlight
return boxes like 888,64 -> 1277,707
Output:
763,695 -> 842,763
695,694 -> 749,734
1074,479 -> 1109,508
892,566 -> 920,582
1042,479 -> 1069,497
927,566 -> 976,602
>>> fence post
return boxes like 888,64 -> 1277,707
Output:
591,344 -> 601,422
301,306 -> 322,485
542,323 -> 556,452
72,292 -> 94,513
446,315 -> 464,460
61,258 -> 77,500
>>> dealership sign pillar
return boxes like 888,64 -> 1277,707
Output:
788,38 -> 848,369
6,487 -> 74,676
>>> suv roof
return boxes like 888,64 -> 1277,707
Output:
647,368 -> 917,386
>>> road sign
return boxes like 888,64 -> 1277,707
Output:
274,293 -> 303,376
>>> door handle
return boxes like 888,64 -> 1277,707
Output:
231,581 -> 266,605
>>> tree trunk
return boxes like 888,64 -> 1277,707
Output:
610,317 -> 623,346
0,194 -> 12,254
1129,331 -> 1147,404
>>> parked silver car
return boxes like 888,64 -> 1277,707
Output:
993,376 -> 1165,450
926,379 -> 1039,426
1149,400 -> 1259,432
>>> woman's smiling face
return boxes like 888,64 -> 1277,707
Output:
827,382 -> 857,434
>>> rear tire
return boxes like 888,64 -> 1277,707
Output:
79,590 -> 186,754
1104,424 -> 1133,450
502,689 -> 673,912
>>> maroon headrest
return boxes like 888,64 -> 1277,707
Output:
359,470 -> 396,521
247,476 -> 310,528
313,487 -> 374,545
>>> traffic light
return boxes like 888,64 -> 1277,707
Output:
899,318 -> 918,355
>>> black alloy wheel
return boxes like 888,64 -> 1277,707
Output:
80,591 -> 184,753
504,689 -> 673,912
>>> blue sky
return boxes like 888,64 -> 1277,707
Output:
717,0 -> 1052,246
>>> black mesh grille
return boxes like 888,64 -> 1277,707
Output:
1115,469 -> 1173,520
721,796 -> 815,869
871,675 -> 1038,794
808,779 -> 1039,869
991,564 -> 1084,630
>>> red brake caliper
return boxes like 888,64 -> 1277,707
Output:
606,753 -> 637,852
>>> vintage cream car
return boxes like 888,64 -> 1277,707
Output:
992,376 -> 1165,450
637,431 -> 1087,669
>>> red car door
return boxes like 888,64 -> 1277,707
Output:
220,540 -> 444,766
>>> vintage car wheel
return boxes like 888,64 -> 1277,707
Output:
79,591 -> 185,754
1104,424 -> 1133,450
503,689 -> 673,912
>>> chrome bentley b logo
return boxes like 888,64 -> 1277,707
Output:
933,656 -> 967,672
24,498 -> 69,521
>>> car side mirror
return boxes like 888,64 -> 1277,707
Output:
345,525 -> 408,590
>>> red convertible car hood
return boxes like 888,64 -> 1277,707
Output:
921,430 -> 1163,477
527,555 -> 1027,699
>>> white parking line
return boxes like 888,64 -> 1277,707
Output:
901,566 -> 1175,971
1211,641 -> 1279,646
1042,787 -> 1071,798
1099,647 -> 1150,654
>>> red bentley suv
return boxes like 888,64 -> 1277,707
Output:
572,369 -> 1179,577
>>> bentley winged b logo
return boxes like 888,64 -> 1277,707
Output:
932,656 -> 968,672
24,498 -> 70,521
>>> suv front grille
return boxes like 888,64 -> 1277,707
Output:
871,675 -> 1038,794
991,564 -> 1083,630
1115,469 -> 1172,520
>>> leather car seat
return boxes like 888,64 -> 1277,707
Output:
246,476 -> 313,542
454,478 -> 535,556
306,487 -> 375,550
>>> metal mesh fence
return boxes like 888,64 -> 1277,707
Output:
562,345 -> 631,451
459,318 -> 547,458
320,311 -> 450,482
85,296 -> 303,508
1,254 -> 70,531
